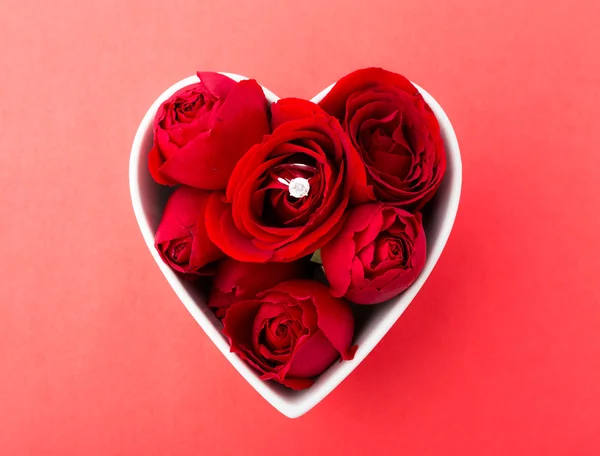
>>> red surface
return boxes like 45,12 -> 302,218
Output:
1,0 -> 600,454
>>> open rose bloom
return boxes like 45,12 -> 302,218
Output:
131,68 -> 460,413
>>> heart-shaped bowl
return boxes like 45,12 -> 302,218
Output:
129,72 -> 462,418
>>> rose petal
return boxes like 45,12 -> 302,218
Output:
211,257 -> 306,300
222,299 -> 262,356
158,79 -> 269,189
150,188 -> 222,269
270,98 -> 327,130
273,280 -> 356,360
353,206 -> 385,252
148,143 -> 171,185
252,302 -> 289,353
286,330 -> 340,377
196,72 -> 236,99
205,192 -> 273,262
190,219 -> 224,271
319,67 -> 417,120
321,234 -> 355,297
277,377 -> 314,390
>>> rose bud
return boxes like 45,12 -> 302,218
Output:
205,97 -> 373,263
155,187 -> 224,276
321,203 -> 426,304
208,258 -> 307,318
223,280 -> 356,390
319,67 -> 446,210
149,72 -> 270,190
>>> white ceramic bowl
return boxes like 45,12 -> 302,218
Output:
129,72 -> 462,418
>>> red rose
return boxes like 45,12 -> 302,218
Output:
319,67 -> 446,210
222,280 -> 356,390
209,258 -> 307,318
154,187 -> 224,276
149,72 -> 270,189
205,98 -> 372,263
321,203 -> 426,304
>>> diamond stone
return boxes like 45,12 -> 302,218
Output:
288,177 -> 310,198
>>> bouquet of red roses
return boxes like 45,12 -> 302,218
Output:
149,68 -> 446,390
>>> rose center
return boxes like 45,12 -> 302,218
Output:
275,324 -> 288,337
170,241 -> 190,263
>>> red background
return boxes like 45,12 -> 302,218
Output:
2,0 -> 600,454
